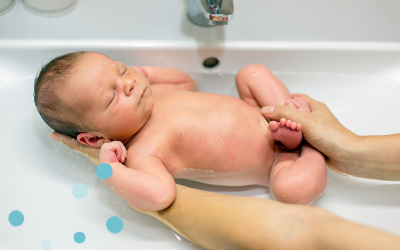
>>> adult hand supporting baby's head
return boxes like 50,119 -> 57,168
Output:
49,131 -> 100,165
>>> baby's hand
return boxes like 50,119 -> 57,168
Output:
99,141 -> 127,164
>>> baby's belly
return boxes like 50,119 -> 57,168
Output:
169,116 -> 275,186
157,93 -> 276,186
171,164 -> 271,187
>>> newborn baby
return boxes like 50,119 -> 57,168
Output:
35,52 -> 326,211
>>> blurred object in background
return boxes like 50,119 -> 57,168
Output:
22,0 -> 77,17
0,0 -> 15,16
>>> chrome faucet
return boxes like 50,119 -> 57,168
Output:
188,0 -> 234,27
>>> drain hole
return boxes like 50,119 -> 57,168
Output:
203,57 -> 219,68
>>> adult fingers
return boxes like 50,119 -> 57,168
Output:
50,131 -> 100,165
49,131 -> 77,149
261,105 -> 312,128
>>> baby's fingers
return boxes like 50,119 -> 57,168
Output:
114,141 -> 127,163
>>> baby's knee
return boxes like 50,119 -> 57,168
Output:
272,177 -> 322,205
236,64 -> 273,82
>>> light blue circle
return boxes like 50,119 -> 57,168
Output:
74,232 -> 85,244
96,163 -> 113,179
72,183 -> 88,199
106,216 -> 123,234
8,210 -> 24,227
41,239 -> 52,250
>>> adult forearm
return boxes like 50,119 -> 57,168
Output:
330,134 -> 400,180
141,185 -> 400,250
156,185 -> 309,250
317,214 -> 400,250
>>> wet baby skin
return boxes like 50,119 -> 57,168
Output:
70,53 -> 327,211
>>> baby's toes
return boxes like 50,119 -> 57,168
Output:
285,99 -> 296,108
285,120 -> 293,128
290,122 -> 298,130
294,97 -> 311,113
269,121 -> 280,132
296,123 -> 302,131
291,98 -> 301,109
279,118 -> 287,127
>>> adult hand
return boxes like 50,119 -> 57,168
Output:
262,94 -> 356,155
261,94 -> 400,180
261,94 -> 358,177
49,131 -> 100,165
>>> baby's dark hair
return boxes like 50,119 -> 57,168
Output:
34,51 -> 95,138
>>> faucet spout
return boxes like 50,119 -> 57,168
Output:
188,0 -> 234,27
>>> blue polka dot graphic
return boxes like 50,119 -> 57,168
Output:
8,210 -> 24,227
41,239 -> 52,250
72,183 -> 88,199
96,163 -> 113,179
106,216 -> 123,234
74,232 -> 86,244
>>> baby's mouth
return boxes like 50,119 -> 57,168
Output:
138,87 -> 147,105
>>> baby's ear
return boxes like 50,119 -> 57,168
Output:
77,132 -> 105,148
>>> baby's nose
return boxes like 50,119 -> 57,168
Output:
125,79 -> 136,96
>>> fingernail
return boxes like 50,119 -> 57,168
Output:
261,106 -> 274,114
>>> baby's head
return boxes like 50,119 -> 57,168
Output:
35,51 -> 153,148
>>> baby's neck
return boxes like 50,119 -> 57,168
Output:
120,135 -> 134,146
120,116 -> 152,146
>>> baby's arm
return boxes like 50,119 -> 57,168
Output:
99,141 -> 176,211
132,66 -> 198,92
269,143 -> 327,205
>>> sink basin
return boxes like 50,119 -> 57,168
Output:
2,44 -> 400,250
1,0 -> 400,249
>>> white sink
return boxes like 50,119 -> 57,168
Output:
1,0 -> 400,249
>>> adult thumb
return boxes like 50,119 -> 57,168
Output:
261,105 -> 309,125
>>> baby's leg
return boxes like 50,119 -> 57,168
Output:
236,64 -> 302,149
269,143 -> 327,205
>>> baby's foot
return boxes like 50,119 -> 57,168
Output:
269,118 -> 302,150
285,97 -> 311,113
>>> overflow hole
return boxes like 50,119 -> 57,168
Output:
203,57 -> 219,68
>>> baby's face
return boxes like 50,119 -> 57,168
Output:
65,52 -> 153,142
